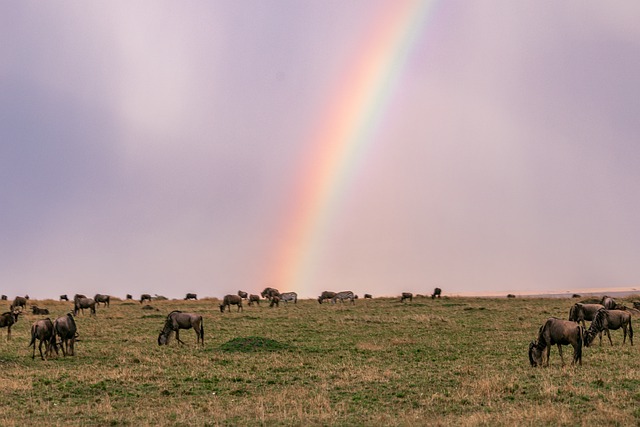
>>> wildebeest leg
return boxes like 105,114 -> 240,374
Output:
605,329 -> 613,346
557,344 -> 565,366
544,345 -> 551,367
7,325 -> 11,341
39,340 -> 46,361
175,329 -> 185,345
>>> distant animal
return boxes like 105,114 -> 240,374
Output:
506,294 -> 516,298
634,302 -> 640,310
401,293 -> 413,303
126,294 -> 133,300
29,318 -> 56,360
568,303 -> 604,329
585,309 -> 633,347
0,310 -> 20,340
431,288 -> 442,299
140,294 -> 152,304
59,294 -> 69,301
248,294 -> 260,306
53,313 -> 78,356
238,290 -> 248,299
529,317 -> 584,367
184,293 -> 198,300
94,294 -> 110,307
1,295 -> 7,301
10,296 -> 28,311
220,294 -> 243,312
279,292 -> 298,304
158,310 -> 204,346
73,297 -> 96,316
261,287 -> 280,300
270,296 -> 280,307
333,291 -> 355,304
318,291 -> 337,304
364,294 -> 372,299
600,296 -> 618,310
572,294 -> 581,298
31,306 -> 49,315
154,294 -> 168,301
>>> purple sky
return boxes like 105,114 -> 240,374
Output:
1,2 -> 640,300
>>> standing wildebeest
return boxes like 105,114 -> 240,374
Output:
53,313 -> 77,356
74,297 -> 96,316
318,291 -> 337,304
158,311 -> 204,346
94,294 -> 110,307
220,294 -> 243,312
568,303 -> 604,329
31,306 -> 49,315
0,295 -> 6,301
600,296 -> 619,310
0,310 -> 20,340
238,290 -> 248,300
401,293 -> 413,303
184,293 -> 198,300
279,292 -> 297,304
506,294 -> 516,299
29,318 -> 56,360
248,294 -> 260,306
585,308 -> 633,347
529,318 -> 584,367
333,291 -> 355,304
10,296 -> 28,311
431,287 -> 442,299
140,294 -> 152,304
126,294 -> 133,300
270,295 -> 280,307
364,294 -> 372,299
60,294 -> 69,301
261,287 -> 280,300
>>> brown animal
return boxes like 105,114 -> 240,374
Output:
140,294 -> 152,304
73,297 -> 96,316
10,296 -> 28,311
31,306 -> 49,315
248,294 -> 260,306
401,292 -> 413,302
29,318 -> 56,360
506,294 -> 516,298
0,295 -> 6,301
318,291 -> 337,304
59,294 -> 69,301
126,294 -> 133,300
568,303 -> 604,328
261,287 -> 280,300
220,295 -> 243,312
529,318 -> 584,367
238,290 -> 248,299
364,294 -> 372,299
0,310 -> 20,340
585,309 -> 633,347
184,293 -> 198,300
432,287 -> 442,299
270,296 -> 280,307
73,294 -> 86,300
53,313 -> 78,356
94,294 -> 110,307
158,311 -> 204,346
601,296 -> 618,310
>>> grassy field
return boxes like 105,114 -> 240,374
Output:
0,296 -> 639,426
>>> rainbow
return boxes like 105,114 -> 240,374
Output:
270,0 -> 438,295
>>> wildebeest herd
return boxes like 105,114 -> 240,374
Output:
529,295 -> 636,367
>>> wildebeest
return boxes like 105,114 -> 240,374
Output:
270,295 -> 280,307
53,313 -> 77,356
60,294 -> 69,301
126,294 -> 133,300
364,294 -> 372,299
73,297 -> 96,316
507,294 -> 516,299
248,294 -> 260,306
154,294 -> 168,301
140,294 -> 152,304
10,296 -> 28,311
0,310 -> 20,340
333,291 -> 355,304
261,287 -> 280,300
401,292 -> 413,303
585,308 -> 633,347
601,296 -> 618,310
220,294 -> 243,312
572,294 -> 581,298
318,291 -> 337,304
238,290 -> 248,300
634,302 -> 640,311
431,287 -> 442,299
31,306 -> 49,315
94,294 -> 110,307
184,293 -> 198,300
568,303 -> 604,329
529,317 -> 584,367
73,294 -> 86,300
29,318 -> 55,360
1,295 -> 7,300
280,292 -> 298,304
158,310 -> 204,346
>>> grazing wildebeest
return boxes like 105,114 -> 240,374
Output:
154,294 -> 168,301
31,306 -> 49,315
248,294 -> 260,306
29,318 -> 56,360
600,296 -> 622,310
126,294 -> 133,300
279,292 -> 297,304
238,290 -> 248,300
568,303 -> 604,329
73,297 -> 96,316
60,294 -> 69,301
572,294 -> 581,298
94,294 -> 110,307
0,310 -> 20,340
261,287 -> 280,300
53,313 -> 77,356
431,287 -> 442,299
333,291 -> 355,304
318,291 -> 337,304
401,292 -> 413,303
270,295 -> 280,307
529,318 -> 584,367
507,294 -> 516,298
10,296 -> 28,311
140,294 -> 152,304
364,294 -> 372,299
1,295 -> 7,301
158,311 -> 204,346
184,293 -> 198,300
584,309 -> 633,347
220,294 -> 243,312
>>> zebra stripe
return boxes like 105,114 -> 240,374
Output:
279,292 -> 297,304
332,291 -> 355,304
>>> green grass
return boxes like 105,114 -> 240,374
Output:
0,296 -> 639,426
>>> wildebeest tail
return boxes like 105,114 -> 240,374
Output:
28,325 -> 37,348
575,325 -> 583,363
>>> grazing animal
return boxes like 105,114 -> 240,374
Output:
0,310 -> 20,340
73,297 -> 96,316
238,290 -> 248,299
279,292 -> 298,304
59,294 -> 69,301
261,287 -> 280,300
220,294 -> 243,312
53,313 -> 78,356
0,295 -> 6,301
401,293 -> 413,303
140,294 -> 152,304
601,296 -> 618,310
572,294 -> 581,298
318,291 -> 337,304
634,302 -> 640,310
154,294 -> 168,301
364,294 -> 372,299
529,318 -> 584,367
184,293 -> 198,300
31,306 -> 49,315
248,294 -> 260,306
158,311 -> 204,346
333,291 -> 355,304
29,318 -> 56,360
10,296 -> 28,311
126,294 -> 133,300
270,296 -> 280,307
568,303 -> 604,329
94,294 -> 110,307
431,287 -> 442,299
507,294 -> 516,299
585,309 -> 633,347
73,294 -> 86,300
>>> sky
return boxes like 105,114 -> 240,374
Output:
1,1 -> 640,300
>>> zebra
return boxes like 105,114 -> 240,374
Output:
332,291 -> 355,304
279,292 -> 297,304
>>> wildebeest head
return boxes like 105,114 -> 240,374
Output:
528,341 -> 543,367
157,320 -> 173,345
